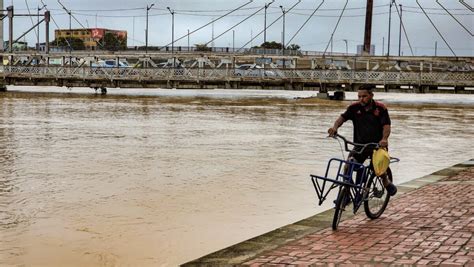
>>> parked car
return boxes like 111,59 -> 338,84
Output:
234,64 -> 276,77
93,60 -> 130,68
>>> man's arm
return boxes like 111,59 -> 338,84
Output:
328,116 -> 345,137
380,124 -> 391,147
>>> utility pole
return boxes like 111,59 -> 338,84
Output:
330,36 -> 333,55
211,18 -> 215,50
280,6 -> 286,56
398,4 -> 403,57
7,5 -> 13,53
363,0 -> 374,55
187,29 -> 190,51
167,7 -> 175,66
382,37 -> 385,56
232,30 -> 235,52
45,10 -> 50,54
387,0 -> 394,56
37,4 -> 47,51
0,0 -> 3,52
145,3 -> 154,53
435,41 -> 438,56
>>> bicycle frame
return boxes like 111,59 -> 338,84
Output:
310,134 -> 398,213
311,158 -> 370,213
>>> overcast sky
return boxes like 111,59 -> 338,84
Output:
4,0 -> 474,56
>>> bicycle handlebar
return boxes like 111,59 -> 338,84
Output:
333,134 -> 380,154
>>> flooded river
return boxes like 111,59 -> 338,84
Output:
1,87 -> 473,266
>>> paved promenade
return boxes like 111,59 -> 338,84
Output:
184,160 -> 474,266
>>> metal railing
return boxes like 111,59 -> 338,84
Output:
1,66 -> 473,87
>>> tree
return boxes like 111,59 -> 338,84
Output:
195,43 -> 211,52
100,33 -> 126,51
254,41 -> 283,50
51,37 -> 85,50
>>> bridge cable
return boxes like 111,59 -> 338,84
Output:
393,1 -> 414,56
459,0 -> 474,12
159,0 -> 254,50
285,0 -> 324,47
236,0 -> 302,52
40,0 -> 73,51
416,0 -> 456,57
322,0 -> 348,56
437,0 -> 473,36
203,5 -> 266,47
24,0 -> 39,42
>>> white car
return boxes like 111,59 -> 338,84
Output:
93,60 -> 130,68
234,64 -> 276,77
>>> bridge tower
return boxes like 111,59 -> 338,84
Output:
363,0 -> 374,55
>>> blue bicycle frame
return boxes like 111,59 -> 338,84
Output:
311,158 -> 370,213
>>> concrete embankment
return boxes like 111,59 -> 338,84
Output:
183,159 -> 474,266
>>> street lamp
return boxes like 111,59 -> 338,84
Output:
387,0 -> 394,56
167,7 -> 175,67
145,3 -> 155,53
280,5 -> 286,56
264,0 -> 274,44
343,39 -> 348,54
37,4 -> 47,52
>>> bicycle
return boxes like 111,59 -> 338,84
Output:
310,134 -> 400,230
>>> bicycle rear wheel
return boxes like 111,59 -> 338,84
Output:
363,167 -> 392,219
332,186 -> 349,230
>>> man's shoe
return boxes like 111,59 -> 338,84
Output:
386,183 -> 397,196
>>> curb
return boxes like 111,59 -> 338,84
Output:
182,159 -> 474,266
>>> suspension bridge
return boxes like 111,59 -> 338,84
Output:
0,0 -> 472,97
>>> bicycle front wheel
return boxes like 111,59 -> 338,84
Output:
332,186 -> 349,230
364,168 -> 392,219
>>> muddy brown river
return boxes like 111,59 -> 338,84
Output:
1,87 -> 473,266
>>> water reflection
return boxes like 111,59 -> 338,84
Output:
0,88 -> 473,266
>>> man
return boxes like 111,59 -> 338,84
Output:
327,85 -> 397,196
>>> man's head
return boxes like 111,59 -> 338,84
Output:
357,85 -> 374,106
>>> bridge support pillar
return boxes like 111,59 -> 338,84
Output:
329,91 -> 345,101
416,85 -> 430,94
317,83 -> 328,99
454,86 -> 465,94
0,83 -> 6,92
284,83 -> 293,90
225,82 -> 231,89
349,84 -> 362,91
293,83 -> 303,91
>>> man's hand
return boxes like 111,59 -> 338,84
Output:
328,127 -> 338,137
379,139 -> 388,148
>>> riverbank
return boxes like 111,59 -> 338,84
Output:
183,159 -> 474,266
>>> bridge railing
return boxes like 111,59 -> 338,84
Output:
1,66 -> 473,87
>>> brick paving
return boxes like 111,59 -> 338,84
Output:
243,167 -> 474,266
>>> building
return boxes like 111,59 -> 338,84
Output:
54,28 -> 127,50
3,41 -> 28,51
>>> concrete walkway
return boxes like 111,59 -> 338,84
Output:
183,159 -> 474,266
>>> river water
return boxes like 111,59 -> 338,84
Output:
1,87 -> 473,266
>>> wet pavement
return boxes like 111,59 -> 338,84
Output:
184,160 -> 474,266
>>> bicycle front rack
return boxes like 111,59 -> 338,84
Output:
310,158 -> 368,206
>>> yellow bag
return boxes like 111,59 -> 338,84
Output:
372,148 -> 390,176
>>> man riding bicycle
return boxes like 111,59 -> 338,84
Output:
327,85 -> 397,196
